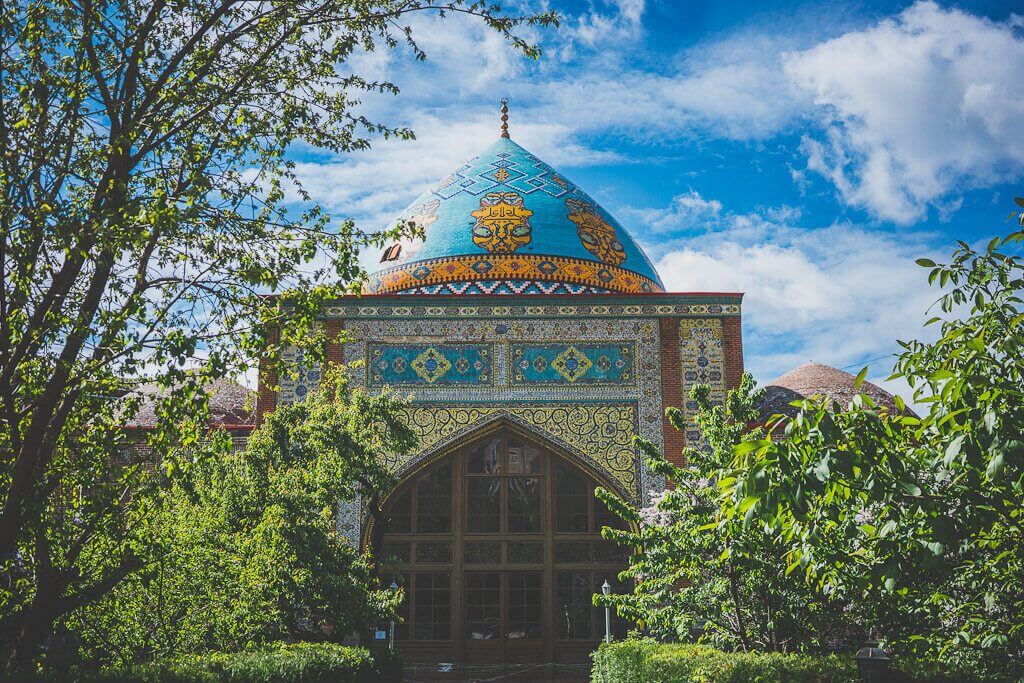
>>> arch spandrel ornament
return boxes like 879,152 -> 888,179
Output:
362,413 -> 634,551
384,405 -> 639,501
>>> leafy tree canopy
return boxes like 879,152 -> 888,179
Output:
0,0 -> 553,671
714,204 -> 1024,677
70,367 -> 417,667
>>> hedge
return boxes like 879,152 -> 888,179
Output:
89,642 -> 397,683
591,641 -> 857,683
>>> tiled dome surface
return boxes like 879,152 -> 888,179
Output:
757,362 -> 907,420
364,137 -> 664,295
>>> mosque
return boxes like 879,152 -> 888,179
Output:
214,104 -> 894,679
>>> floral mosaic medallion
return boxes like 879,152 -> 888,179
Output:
551,346 -> 592,382
470,192 -> 533,253
411,347 -> 453,383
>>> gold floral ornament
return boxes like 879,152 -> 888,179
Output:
411,347 -> 451,383
471,192 -> 533,253
566,198 -> 626,265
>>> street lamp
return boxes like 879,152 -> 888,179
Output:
854,640 -> 891,682
389,581 -> 399,653
601,579 -> 612,644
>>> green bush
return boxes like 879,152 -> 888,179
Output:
591,641 -> 856,683
90,642 -> 395,683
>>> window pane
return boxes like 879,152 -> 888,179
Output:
466,477 -> 501,533
507,440 -> 541,474
385,489 -> 412,533
507,541 -> 543,564
595,494 -> 628,531
467,438 -> 502,474
415,542 -> 451,564
416,463 -> 452,533
555,461 -> 589,532
507,477 -> 540,533
464,541 -> 501,564
466,572 -> 501,640
507,572 -> 543,639
556,572 -> 592,640
554,540 -> 591,563
412,572 -> 451,640
380,542 -> 410,565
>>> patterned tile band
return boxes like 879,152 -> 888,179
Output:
680,318 -> 726,448
511,343 -> 634,385
363,253 -> 665,295
369,343 -> 492,386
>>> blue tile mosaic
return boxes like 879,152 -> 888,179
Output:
369,343 -> 492,386
511,343 -> 634,385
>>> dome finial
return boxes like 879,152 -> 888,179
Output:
500,98 -> 510,138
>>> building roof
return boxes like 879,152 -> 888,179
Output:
757,362 -> 906,421
124,376 -> 256,428
364,136 -> 665,296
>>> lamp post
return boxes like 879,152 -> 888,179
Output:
601,579 -> 612,644
389,581 -> 399,654
854,640 -> 891,682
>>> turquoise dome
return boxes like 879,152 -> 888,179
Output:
364,137 -> 665,295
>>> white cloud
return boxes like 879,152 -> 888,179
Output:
784,1 -> 1024,223
651,191 -> 940,396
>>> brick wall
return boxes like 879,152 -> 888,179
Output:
722,316 -> 744,390
255,327 -> 279,426
659,317 -> 685,468
325,317 -> 345,366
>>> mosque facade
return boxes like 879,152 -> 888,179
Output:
254,115 -> 744,675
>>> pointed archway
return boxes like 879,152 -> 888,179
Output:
368,423 -> 631,679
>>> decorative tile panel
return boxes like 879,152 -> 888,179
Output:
278,346 -> 322,405
369,343 -> 492,386
680,318 -> 726,448
511,343 -> 634,385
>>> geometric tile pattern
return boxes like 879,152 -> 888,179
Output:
369,343 -> 492,386
341,313 -> 666,505
511,343 -> 633,385
679,318 -> 726,449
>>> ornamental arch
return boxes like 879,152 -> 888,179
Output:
368,424 -> 632,675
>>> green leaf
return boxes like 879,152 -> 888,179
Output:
737,495 -> 760,514
915,258 -> 937,267
853,366 -> 868,390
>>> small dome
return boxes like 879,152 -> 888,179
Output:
364,137 -> 665,295
757,362 -> 906,420
124,376 -> 256,428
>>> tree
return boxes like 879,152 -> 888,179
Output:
0,0 -> 555,670
596,377 -> 861,653
718,202 -> 1024,677
69,367 -> 417,667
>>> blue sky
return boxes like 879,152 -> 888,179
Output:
285,0 -> 1024,398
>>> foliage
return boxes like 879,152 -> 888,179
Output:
590,641 -> 856,683
715,203 -> 1024,676
595,376 -> 861,652
67,368 -> 416,667
0,0 -> 554,670
89,642 -> 387,682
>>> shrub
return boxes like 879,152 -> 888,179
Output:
591,641 -> 856,683
89,642 -> 394,683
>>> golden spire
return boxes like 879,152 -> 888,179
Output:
500,98 -> 510,138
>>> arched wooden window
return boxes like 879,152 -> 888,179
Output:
375,429 -> 630,671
